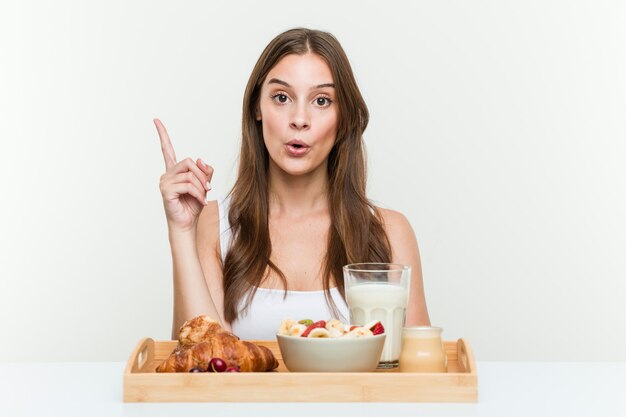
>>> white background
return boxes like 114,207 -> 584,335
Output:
0,0 -> 624,362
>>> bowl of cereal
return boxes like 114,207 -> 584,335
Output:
276,318 -> 386,372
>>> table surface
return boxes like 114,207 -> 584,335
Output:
1,361 -> 625,417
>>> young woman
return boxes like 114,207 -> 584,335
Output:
155,28 -> 430,339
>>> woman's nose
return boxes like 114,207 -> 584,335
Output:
289,104 -> 310,130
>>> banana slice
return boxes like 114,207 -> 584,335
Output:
363,320 -> 381,331
307,328 -> 330,338
278,318 -> 296,336
327,327 -> 344,338
344,327 -> 374,338
288,323 -> 307,337
326,319 -> 345,331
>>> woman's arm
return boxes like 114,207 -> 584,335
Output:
195,201 -> 230,331
379,208 -> 431,327
153,119 -> 224,338
168,224 -> 223,338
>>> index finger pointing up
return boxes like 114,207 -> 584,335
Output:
154,118 -> 177,169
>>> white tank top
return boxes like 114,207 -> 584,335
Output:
217,197 -> 349,340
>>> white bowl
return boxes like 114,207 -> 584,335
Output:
276,333 -> 386,372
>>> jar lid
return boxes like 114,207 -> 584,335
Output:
402,326 -> 443,338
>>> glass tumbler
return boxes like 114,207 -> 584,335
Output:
343,263 -> 411,369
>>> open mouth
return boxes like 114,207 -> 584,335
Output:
286,140 -> 310,156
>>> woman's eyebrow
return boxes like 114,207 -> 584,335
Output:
268,78 -> 291,88
313,83 -> 335,89
267,78 -> 335,90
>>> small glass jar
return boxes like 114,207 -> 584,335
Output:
398,326 -> 448,373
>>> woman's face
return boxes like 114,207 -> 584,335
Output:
257,53 -> 338,179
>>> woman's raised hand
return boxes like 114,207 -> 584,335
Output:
155,119 -> 213,233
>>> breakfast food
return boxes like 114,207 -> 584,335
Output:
208,357 -> 228,372
277,318 -> 385,338
156,315 -> 279,373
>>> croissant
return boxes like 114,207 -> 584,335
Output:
156,315 -> 279,372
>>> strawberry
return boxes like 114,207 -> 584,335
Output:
349,325 -> 359,331
371,321 -> 385,335
301,320 -> 326,337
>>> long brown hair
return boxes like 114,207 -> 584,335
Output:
223,28 -> 392,322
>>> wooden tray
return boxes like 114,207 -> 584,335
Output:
123,338 -> 477,402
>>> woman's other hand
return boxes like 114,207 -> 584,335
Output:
155,118 -> 214,233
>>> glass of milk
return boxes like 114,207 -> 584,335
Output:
343,263 -> 411,369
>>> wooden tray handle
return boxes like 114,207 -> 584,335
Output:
456,338 -> 474,374
124,337 -> 154,374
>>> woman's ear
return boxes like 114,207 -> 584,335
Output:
255,109 -> 262,121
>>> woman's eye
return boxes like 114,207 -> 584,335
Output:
315,97 -> 332,107
273,94 -> 289,104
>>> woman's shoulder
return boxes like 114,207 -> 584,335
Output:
373,206 -> 418,248
198,196 -> 230,231
198,200 -> 220,229
373,205 -> 420,266
374,206 -> 411,229
197,199 -> 221,256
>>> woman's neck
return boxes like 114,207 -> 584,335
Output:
268,165 -> 329,218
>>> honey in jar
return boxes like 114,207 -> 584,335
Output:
398,326 -> 448,372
